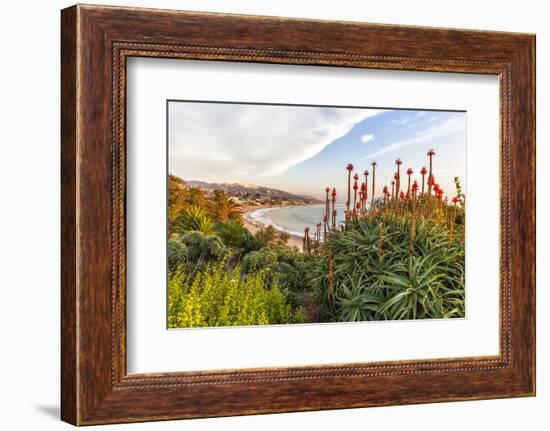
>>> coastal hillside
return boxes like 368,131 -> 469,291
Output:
168,153 -> 466,328
178,176 -> 320,206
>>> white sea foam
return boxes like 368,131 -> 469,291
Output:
246,207 -> 305,237
246,204 -> 347,238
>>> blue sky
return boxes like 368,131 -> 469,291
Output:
169,102 -> 466,202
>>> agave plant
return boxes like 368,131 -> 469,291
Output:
173,205 -> 215,236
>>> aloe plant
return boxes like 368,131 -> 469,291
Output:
311,212 -> 465,321
173,205 -> 215,236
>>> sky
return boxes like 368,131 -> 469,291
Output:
168,101 -> 466,202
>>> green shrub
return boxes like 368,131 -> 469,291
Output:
215,219 -> 259,254
255,225 -> 290,247
179,231 -> 227,267
167,240 -> 187,270
241,249 -> 278,275
168,262 -> 305,328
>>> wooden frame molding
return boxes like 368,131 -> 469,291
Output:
61,4 -> 535,425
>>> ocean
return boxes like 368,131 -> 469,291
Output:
246,204 -> 347,238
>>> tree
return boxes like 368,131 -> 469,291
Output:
208,190 -> 243,222
255,225 -> 290,247
168,175 -> 187,227
185,187 -> 208,207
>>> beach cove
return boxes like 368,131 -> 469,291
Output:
243,204 -> 347,251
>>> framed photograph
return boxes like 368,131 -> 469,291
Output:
61,4 -> 536,425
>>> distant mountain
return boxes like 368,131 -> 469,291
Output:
184,179 -> 320,204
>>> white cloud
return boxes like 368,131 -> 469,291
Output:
360,133 -> 375,144
365,117 -> 465,159
169,103 -> 387,182
391,116 -> 411,126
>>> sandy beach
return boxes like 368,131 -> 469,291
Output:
243,207 -> 304,251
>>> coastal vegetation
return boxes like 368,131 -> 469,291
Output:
168,149 -> 465,328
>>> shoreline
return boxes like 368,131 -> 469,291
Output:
243,205 -> 307,251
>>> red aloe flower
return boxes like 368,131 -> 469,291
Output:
433,183 -> 440,208
406,168 -> 413,196
420,166 -> 427,194
352,174 -> 359,209
363,170 -> 369,203
360,182 -> 367,214
412,180 -> 419,194
449,196 -> 460,241
399,191 -> 406,215
370,161 -> 377,204
330,188 -> 337,228
324,187 -> 331,237
427,149 -> 435,196
411,181 -> 420,244
395,158 -> 403,196
393,172 -> 400,203
346,163 -> 354,212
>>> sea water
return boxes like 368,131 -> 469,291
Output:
247,204 -> 347,237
